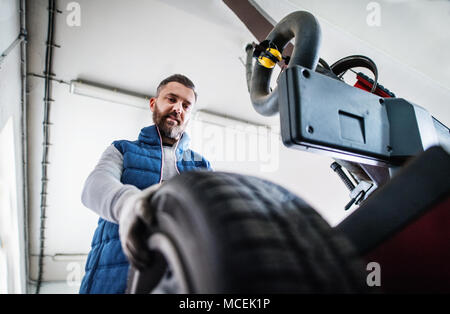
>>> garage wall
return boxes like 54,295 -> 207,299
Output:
0,0 -> 27,294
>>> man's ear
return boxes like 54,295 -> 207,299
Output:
149,97 -> 156,112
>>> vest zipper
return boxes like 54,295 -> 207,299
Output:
155,125 -> 164,183
174,137 -> 180,174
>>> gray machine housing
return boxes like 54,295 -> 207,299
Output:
278,65 -> 450,168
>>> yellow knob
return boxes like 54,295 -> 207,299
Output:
267,48 -> 282,62
258,56 -> 276,68
257,48 -> 282,68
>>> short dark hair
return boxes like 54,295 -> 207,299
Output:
156,74 -> 197,101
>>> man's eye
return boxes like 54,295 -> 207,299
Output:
168,98 -> 176,102
183,104 -> 191,110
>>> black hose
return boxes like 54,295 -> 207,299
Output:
318,58 -> 331,71
330,55 -> 378,93
36,0 -> 57,294
250,11 -> 321,116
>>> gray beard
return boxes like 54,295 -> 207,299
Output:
159,122 -> 183,140
153,106 -> 187,140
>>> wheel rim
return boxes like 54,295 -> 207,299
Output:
148,233 -> 189,294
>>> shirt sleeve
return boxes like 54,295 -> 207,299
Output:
81,144 -> 141,224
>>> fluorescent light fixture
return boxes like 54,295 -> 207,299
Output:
68,80 -> 279,134
52,254 -> 87,262
69,80 -> 151,109
193,110 -> 278,135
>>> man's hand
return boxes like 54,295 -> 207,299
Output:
119,183 -> 162,271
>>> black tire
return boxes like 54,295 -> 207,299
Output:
146,171 -> 368,293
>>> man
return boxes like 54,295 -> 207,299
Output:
79,74 -> 212,294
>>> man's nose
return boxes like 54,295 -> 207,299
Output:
172,101 -> 183,114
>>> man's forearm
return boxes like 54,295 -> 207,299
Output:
81,145 -> 140,223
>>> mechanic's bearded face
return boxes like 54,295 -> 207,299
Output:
150,82 -> 195,142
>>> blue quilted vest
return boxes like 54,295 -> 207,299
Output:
79,125 -> 211,294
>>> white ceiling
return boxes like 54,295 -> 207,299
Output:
25,0 -> 450,285
257,0 -> 450,90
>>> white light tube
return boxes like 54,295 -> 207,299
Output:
193,110 -> 274,134
69,80 -> 151,109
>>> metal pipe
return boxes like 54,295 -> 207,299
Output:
27,72 -> 69,85
36,0 -> 57,294
0,35 -> 25,68
245,43 -> 254,93
250,11 -> 321,116
19,0 -> 30,294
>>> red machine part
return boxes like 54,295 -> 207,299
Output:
354,71 -> 396,98
364,196 -> 450,293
